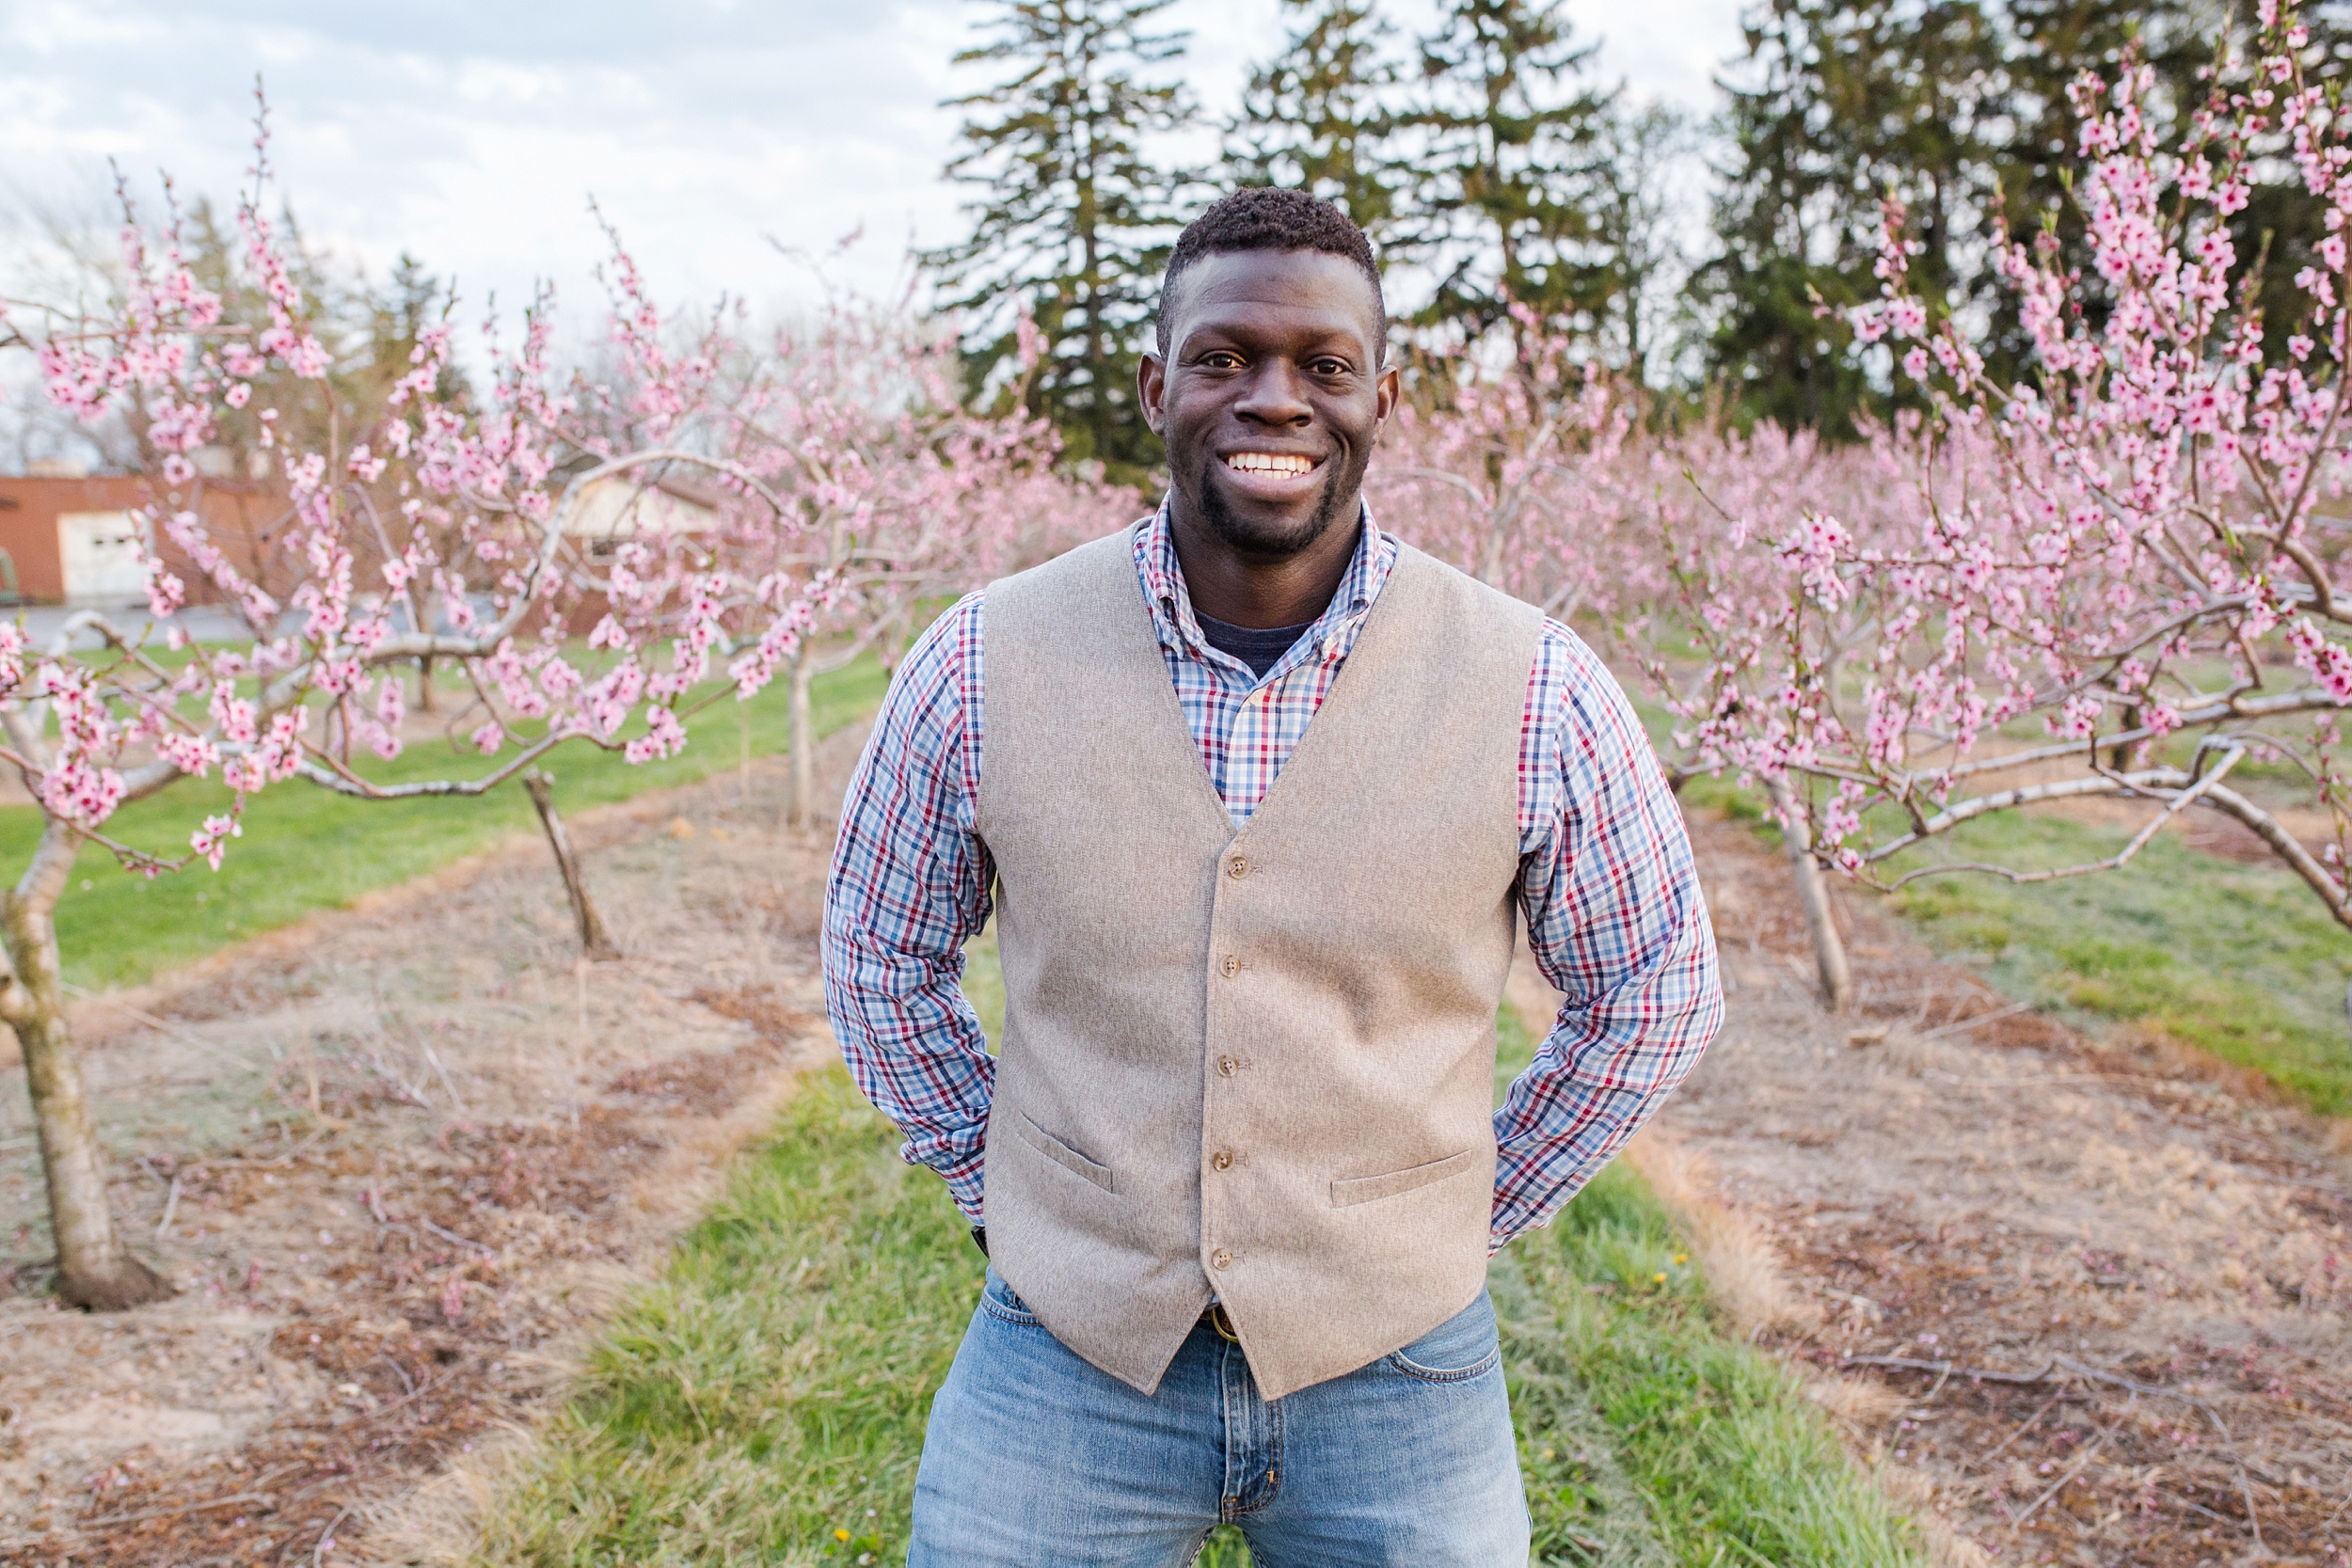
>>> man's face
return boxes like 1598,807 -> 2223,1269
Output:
1140,249 -> 1399,560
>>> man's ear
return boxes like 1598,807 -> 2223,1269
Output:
1138,352 -> 1168,436
1373,360 -> 1401,435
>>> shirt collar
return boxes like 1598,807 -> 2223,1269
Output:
1134,494 -> 1392,673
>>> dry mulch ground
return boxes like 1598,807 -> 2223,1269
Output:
1660,809 -> 2352,1567
0,725 -> 871,1567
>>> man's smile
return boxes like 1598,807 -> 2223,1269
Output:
1218,450 -> 1328,501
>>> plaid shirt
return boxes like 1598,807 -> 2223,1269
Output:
821,503 -> 1722,1251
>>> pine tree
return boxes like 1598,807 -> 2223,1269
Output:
1998,0 -> 2352,360
1700,0 -> 2006,436
1223,0 -> 1404,240
925,0 -> 1197,481
1385,0 -> 1615,341
1699,0 -> 2352,436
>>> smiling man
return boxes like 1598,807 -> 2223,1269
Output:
822,188 -> 1723,1565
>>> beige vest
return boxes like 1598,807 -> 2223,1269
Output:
976,526 -> 1541,1400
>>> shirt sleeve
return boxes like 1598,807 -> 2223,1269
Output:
1490,622 -> 1724,1251
820,594 -> 996,1221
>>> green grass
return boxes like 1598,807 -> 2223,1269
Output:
1627,689 -> 2352,1117
473,1065 -> 975,1567
24,659 -> 887,990
477,952 -> 1918,1567
1490,1005 -> 1920,1568
1885,810 -> 2352,1115
1501,1166 -> 1922,1566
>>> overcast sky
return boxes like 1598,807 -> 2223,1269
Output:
2,0 -> 1745,335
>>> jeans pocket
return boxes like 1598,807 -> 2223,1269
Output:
978,1268 -> 1043,1327
1384,1290 -> 1502,1383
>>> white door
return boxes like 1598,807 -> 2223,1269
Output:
58,511 -> 149,605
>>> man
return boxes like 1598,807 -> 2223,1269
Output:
823,187 -> 1721,1566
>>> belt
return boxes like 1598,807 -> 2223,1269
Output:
1200,1301 -> 1240,1342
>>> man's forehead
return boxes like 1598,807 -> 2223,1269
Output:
1168,250 -> 1381,346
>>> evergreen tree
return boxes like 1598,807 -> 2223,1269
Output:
1701,0 -> 2352,436
1385,0 -> 1615,341
925,0 -> 1197,480
369,253 -> 465,406
1701,0 -> 2006,436
1223,0 -> 1404,241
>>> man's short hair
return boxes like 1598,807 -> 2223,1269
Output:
1155,188 -> 1386,361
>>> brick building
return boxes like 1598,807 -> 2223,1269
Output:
0,468 -> 281,608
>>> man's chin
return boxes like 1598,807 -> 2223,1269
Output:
1197,471 -> 1348,559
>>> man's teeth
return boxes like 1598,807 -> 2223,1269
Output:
1225,453 -> 1316,477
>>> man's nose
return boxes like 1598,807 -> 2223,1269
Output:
1233,361 -> 1312,427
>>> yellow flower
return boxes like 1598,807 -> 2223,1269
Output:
1652,1272 -> 1668,1284
835,1529 -> 851,1542
1673,1253 -> 1688,1264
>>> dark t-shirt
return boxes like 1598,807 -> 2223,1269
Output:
1195,610 -> 1315,680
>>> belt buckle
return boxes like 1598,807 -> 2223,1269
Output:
1207,1301 -> 1240,1342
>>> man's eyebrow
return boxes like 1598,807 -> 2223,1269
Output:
1177,317 -> 1371,354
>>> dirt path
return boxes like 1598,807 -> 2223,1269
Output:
1648,811 -> 2352,1567
0,723 -> 872,1567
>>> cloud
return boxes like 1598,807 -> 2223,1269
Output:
1,0 -> 982,325
1,0 -> 1743,338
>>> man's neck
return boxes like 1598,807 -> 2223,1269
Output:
1166,501 -> 1363,631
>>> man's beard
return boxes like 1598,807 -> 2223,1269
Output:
1195,449 -> 1364,558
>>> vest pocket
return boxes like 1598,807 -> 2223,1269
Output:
1329,1148 -> 1480,1208
1012,1114 -> 1117,1194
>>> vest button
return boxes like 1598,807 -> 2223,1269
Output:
1216,1055 -> 1239,1077
1219,955 -> 1240,978
1227,855 -> 1248,879
1211,1248 -> 1232,1270
1212,1150 -> 1233,1171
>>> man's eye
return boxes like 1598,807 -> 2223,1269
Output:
1200,352 -> 1243,369
1311,359 -> 1351,376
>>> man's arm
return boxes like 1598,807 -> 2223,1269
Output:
1490,624 -> 1724,1251
820,594 -> 996,1222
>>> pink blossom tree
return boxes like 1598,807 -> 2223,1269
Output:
737,301 -> 1127,826
1370,309 -> 1658,622
0,131 -> 847,1316
1650,2 -> 2352,969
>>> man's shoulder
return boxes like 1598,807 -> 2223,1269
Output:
1385,539 -> 1542,631
1529,615 -> 1656,762
983,524 -> 1148,631
989,525 -> 1141,593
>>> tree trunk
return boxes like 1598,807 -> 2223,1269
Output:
1767,778 -> 1853,1014
6,818 -> 173,1309
523,770 -> 620,961
416,654 -> 437,714
786,652 -> 817,832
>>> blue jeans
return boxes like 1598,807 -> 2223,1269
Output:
907,1269 -> 1529,1566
